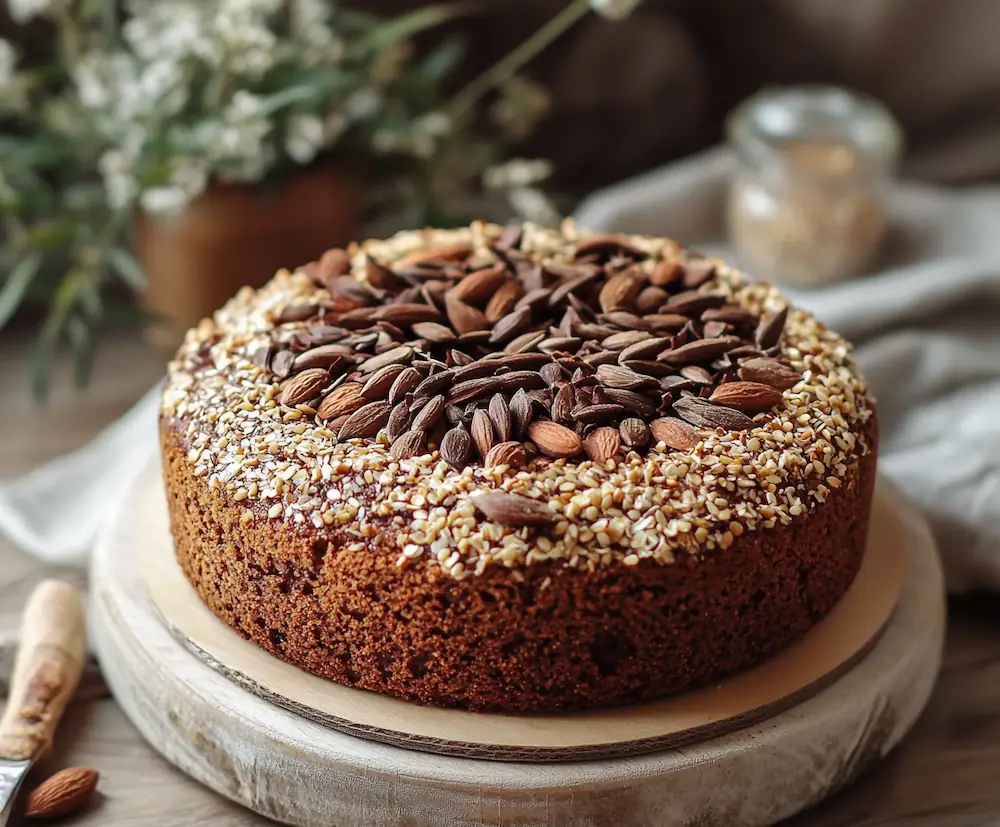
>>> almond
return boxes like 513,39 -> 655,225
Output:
316,247 -> 352,282
389,429 -> 426,461
448,263 -> 507,305
650,416 -> 700,451
338,400 -> 391,440
25,767 -> 99,819
738,357 -> 801,391
620,418 -> 651,448
650,259 -> 683,287
484,440 -> 527,469
470,490 -> 556,527
583,427 -> 621,464
278,368 -> 328,406
598,269 -> 645,313
364,255 -> 405,291
445,294 -> 488,335
710,381 -> 784,413
527,420 -> 582,458
396,243 -> 473,267
484,280 -> 525,323
411,394 -> 447,431
361,363 -> 407,400
440,426 -> 473,469
672,397 -> 754,431
317,382 -> 364,421
488,394 -> 512,442
471,409 -> 497,459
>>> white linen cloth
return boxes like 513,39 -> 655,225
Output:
2,147 -> 999,592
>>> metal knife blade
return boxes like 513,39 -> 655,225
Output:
0,758 -> 32,825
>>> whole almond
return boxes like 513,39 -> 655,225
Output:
25,767 -> 99,819
389,429 -> 427,461
412,394 -> 447,431
278,368 -> 328,406
361,363 -> 407,400
619,418 -> 651,448
388,367 -> 422,404
445,294 -> 488,335
528,420 -> 583,459
385,401 -> 412,440
484,441 -> 527,469
440,426 -> 473,469
673,396 -> 754,431
358,345 -> 414,375
316,247 -> 352,282
509,388 -> 533,438
396,243 -> 472,267
471,409 -> 497,458
364,255 -> 405,291
449,263 -> 506,305
650,416 -> 700,451
484,280 -> 525,323
339,400 -> 391,440
738,357 -> 801,390
650,259 -> 683,287
710,381 -> 784,413
470,490 -> 556,527
583,427 -> 621,464
598,269 -> 645,313
317,382 -> 364,421
488,394 -> 512,442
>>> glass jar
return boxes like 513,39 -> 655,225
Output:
725,85 -> 902,287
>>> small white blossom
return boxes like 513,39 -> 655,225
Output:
285,113 -> 325,164
99,150 -> 139,210
506,187 -> 561,227
6,0 -> 53,23
483,158 -> 553,190
140,186 -> 189,215
343,88 -> 383,121
589,0 -> 643,20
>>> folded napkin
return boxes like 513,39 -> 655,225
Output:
3,147 -> 999,592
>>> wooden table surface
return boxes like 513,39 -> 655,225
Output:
1,330 -> 999,827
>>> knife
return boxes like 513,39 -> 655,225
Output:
0,581 -> 87,824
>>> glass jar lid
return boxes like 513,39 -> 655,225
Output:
726,85 -> 902,178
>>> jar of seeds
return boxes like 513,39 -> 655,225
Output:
725,86 -> 902,287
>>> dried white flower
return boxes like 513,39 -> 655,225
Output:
285,113 -> 325,164
483,158 -> 553,190
99,150 -> 138,210
6,0 -> 53,24
506,187 -> 562,227
343,88 -> 383,122
589,0 -> 643,21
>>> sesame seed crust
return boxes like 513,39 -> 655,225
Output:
161,220 -> 875,581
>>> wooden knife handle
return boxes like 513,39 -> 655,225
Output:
0,581 -> 87,761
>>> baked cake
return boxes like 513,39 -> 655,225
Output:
160,221 -> 877,713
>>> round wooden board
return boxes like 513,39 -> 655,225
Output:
90,466 -> 945,827
139,466 -> 903,762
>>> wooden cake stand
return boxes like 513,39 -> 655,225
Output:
90,463 -> 945,827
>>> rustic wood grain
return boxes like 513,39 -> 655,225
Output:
0,328 -> 999,826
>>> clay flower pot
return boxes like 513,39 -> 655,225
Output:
135,165 -> 359,351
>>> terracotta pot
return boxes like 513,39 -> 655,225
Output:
134,165 -> 359,352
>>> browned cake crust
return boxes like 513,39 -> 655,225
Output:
162,419 -> 875,712
160,221 -> 878,712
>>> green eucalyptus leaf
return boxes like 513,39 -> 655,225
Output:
67,315 -> 96,388
0,253 -> 43,330
418,37 -> 466,84
107,247 -> 147,292
350,3 -> 476,56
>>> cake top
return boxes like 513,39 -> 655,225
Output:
162,221 -> 874,580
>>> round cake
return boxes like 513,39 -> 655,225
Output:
160,220 -> 877,713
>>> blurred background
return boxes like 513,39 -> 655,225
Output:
4,0 -> 1000,398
